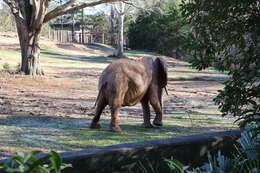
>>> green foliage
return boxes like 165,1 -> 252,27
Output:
136,160 -> 157,173
0,5 -> 16,32
165,125 -> 260,173
128,3 -> 188,58
87,12 -> 109,33
180,0 -> 260,128
132,125 -> 260,172
165,158 -> 189,173
237,125 -> 260,161
0,151 -> 71,173
41,24 -> 52,38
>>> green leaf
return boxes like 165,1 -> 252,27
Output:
24,155 -> 50,173
49,151 -> 62,173
165,158 -> 185,173
11,155 -> 25,165
24,151 -> 42,163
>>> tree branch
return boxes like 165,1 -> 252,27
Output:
44,0 -> 124,23
30,0 -> 49,30
123,0 -> 152,12
3,0 -> 26,28
44,0 -> 76,23
113,1 -> 126,15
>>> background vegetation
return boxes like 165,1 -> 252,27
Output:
180,0 -> 259,131
128,2 -> 188,59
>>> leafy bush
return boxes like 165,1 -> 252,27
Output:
0,151 -> 71,173
166,125 -> 260,173
180,0 -> 260,130
134,125 -> 260,173
128,3 -> 188,59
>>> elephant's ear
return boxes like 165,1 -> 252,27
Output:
155,57 -> 168,87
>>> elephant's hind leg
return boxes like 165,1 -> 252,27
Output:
141,96 -> 153,128
90,97 -> 107,129
150,98 -> 163,126
110,106 -> 122,132
108,83 -> 127,132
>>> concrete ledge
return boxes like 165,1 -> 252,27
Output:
60,130 -> 241,173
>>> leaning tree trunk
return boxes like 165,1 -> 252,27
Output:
16,22 -> 43,75
110,5 -> 116,46
12,0 -> 48,76
116,13 -> 124,57
115,1 -> 125,58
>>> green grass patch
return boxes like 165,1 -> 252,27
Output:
169,66 -> 229,81
0,50 -> 20,70
0,111 -> 236,155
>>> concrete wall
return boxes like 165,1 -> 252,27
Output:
61,130 -> 241,173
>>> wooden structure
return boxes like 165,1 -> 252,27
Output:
48,22 -> 109,44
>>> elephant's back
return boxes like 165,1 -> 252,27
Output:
98,58 -> 146,88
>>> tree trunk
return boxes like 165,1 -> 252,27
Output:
116,2 -> 125,58
81,9 -> 85,44
116,12 -> 124,57
110,5 -> 116,46
71,12 -> 77,43
16,22 -> 43,75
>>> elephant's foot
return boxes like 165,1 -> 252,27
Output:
90,122 -> 101,129
142,123 -> 154,128
153,119 -> 163,126
111,126 -> 122,132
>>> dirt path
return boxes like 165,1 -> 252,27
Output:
0,33 -> 236,159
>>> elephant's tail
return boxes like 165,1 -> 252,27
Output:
164,86 -> 168,95
94,82 -> 107,107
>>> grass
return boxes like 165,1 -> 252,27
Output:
169,66 -> 229,81
0,50 -> 20,69
0,112 -> 236,154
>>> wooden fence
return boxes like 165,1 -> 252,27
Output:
47,30 -> 109,44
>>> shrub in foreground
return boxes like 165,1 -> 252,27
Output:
0,151 -> 71,173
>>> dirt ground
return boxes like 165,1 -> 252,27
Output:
0,33 -> 236,159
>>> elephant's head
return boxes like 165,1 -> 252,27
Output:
153,57 -> 168,106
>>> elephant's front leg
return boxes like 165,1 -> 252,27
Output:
110,106 -> 122,132
141,98 -> 153,128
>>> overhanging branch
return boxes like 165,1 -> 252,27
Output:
44,0 -> 124,23
44,0 -> 76,23
3,0 -> 27,28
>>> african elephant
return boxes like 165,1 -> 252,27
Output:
90,57 -> 168,132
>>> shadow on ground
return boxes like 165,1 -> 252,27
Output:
0,112 -> 233,156
41,50 -> 114,64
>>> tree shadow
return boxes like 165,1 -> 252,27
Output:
0,92 -> 96,116
168,76 -> 229,82
41,50 -> 114,64
83,43 -> 115,53
0,107 -> 236,160
53,67 -> 102,79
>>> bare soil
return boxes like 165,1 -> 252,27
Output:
0,33 -> 236,159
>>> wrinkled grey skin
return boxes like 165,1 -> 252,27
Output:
90,57 -> 168,132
